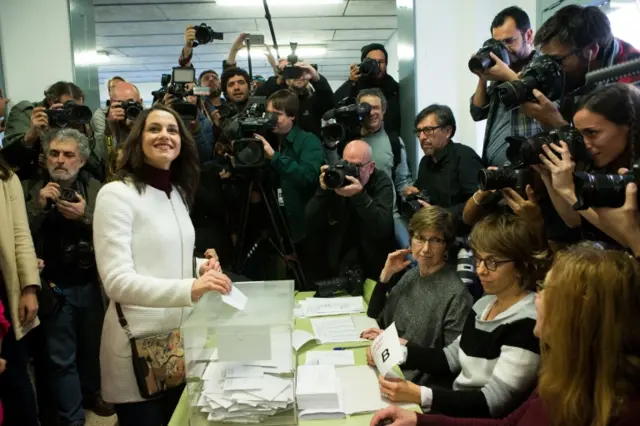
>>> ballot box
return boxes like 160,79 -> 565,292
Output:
181,280 -> 298,425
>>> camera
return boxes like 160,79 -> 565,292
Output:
478,166 -> 532,193
314,267 -> 364,298
192,23 -> 223,47
47,101 -> 92,127
468,38 -> 510,73
151,67 -> 199,121
222,97 -> 278,168
505,126 -> 590,167
401,191 -> 433,220
282,42 -> 303,80
573,165 -> 639,210
496,54 -> 565,109
321,101 -> 372,149
118,99 -> 144,121
358,57 -> 380,81
324,160 -> 360,190
46,187 -> 80,209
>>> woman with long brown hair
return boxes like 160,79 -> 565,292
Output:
93,105 -> 233,426
370,243 -> 640,426
0,151 -> 41,426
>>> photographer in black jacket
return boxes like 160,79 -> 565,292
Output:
334,43 -> 401,134
305,140 -> 395,283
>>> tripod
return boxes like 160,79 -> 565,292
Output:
234,173 -> 308,290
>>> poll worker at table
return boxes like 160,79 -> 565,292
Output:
363,206 -> 472,363
370,243 -> 640,426
372,214 -> 547,418
93,105 -> 233,426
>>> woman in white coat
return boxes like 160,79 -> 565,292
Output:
93,105 -> 232,426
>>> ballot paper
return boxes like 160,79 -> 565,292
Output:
371,322 -> 404,378
221,285 -> 248,310
299,296 -> 365,317
296,365 -> 342,412
305,350 -> 355,366
244,332 -> 294,374
310,316 -> 368,344
292,329 -> 316,351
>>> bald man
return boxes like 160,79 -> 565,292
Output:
305,139 -> 395,283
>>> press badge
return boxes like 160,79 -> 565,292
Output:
277,188 -> 284,207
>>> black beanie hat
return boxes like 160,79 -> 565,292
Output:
360,43 -> 388,63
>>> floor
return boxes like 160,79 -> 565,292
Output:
86,410 -> 117,426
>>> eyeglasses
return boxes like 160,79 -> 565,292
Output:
474,255 -> 513,272
413,126 -> 442,136
412,235 -> 446,247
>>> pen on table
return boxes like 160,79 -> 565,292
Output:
333,345 -> 371,350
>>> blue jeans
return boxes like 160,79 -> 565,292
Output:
114,384 -> 185,426
41,282 -> 104,426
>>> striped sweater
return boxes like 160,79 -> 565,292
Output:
403,293 -> 539,418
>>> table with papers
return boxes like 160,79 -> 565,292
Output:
170,291 -> 421,426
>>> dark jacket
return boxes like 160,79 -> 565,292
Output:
2,101 -> 106,183
270,125 -> 324,243
305,168 -> 395,280
415,141 -> 484,230
256,75 -> 335,138
334,74 -> 401,134
26,170 -> 101,286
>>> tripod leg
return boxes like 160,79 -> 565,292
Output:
234,179 -> 255,271
257,181 -> 308,291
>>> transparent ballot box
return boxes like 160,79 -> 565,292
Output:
182,280 -> 298,425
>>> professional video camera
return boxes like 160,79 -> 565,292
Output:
468,38 -> 510,73
192,23 -> 223,47
358,57 -> 380,81
221,97 -> 278,168
505,126 -> 590,167
314,267 -> 364,298
496,54 -> 565,109
401,190 -> 433,220
47,100 -> 92,127
573,164 -> 640,210
477,166 -> 532,194
323,160 -> 361,190
282,42 -> 303,80
151,67 -> 201,121
321,101 -> 372,151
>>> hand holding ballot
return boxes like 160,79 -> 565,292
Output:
370,323 -> 404,378
191,270 -> 232,302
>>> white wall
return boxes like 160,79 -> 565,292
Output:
414,0 -> 537,156
385,31 -> 399,82
0,0 -> 74,103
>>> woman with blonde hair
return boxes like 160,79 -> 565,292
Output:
371,243 -> 640,426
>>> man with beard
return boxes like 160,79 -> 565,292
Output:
26,128 -> 110,425
255,60 -> 334,138
469,6 -> 544,167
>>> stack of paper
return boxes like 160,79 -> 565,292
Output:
298,296 -> 365,317
296,365 -> 344,419
196,361 -> 295,423
310,316 -> 370,344
305,350 -> 355,366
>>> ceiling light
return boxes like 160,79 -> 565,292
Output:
75,50 -> 111,66
216,0 -> 343,6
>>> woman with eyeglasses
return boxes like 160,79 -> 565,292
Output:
372,214 -> 547,419
363,206 -> 473,381
371,243 -> 640,426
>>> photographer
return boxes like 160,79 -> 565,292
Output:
334,43 -> 401,133
92,82 -> 143,168
256,59 -> 334,138
26,129 -> 110,425
403,105 -> 483,229
253,89 -> 323,247
220,67 -> 251,115
2,82 -> 104,183
470,7 -> 543,166
536,83 -> 640,251
305,140 -> 395,283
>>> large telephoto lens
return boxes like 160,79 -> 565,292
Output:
573,171 -> 633,210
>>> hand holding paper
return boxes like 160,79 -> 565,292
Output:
221,285 -> 248,310
371,323 -> 404,378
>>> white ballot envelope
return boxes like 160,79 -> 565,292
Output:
371,322 -> 404,378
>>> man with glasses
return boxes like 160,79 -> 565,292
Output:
334,43 -> 401,133
403,104 -> 483,231
470,6 -> 543,167
305,140 -> 395,283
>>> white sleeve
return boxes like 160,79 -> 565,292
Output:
93,184 -> 194,308
420,386 -> 433,411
